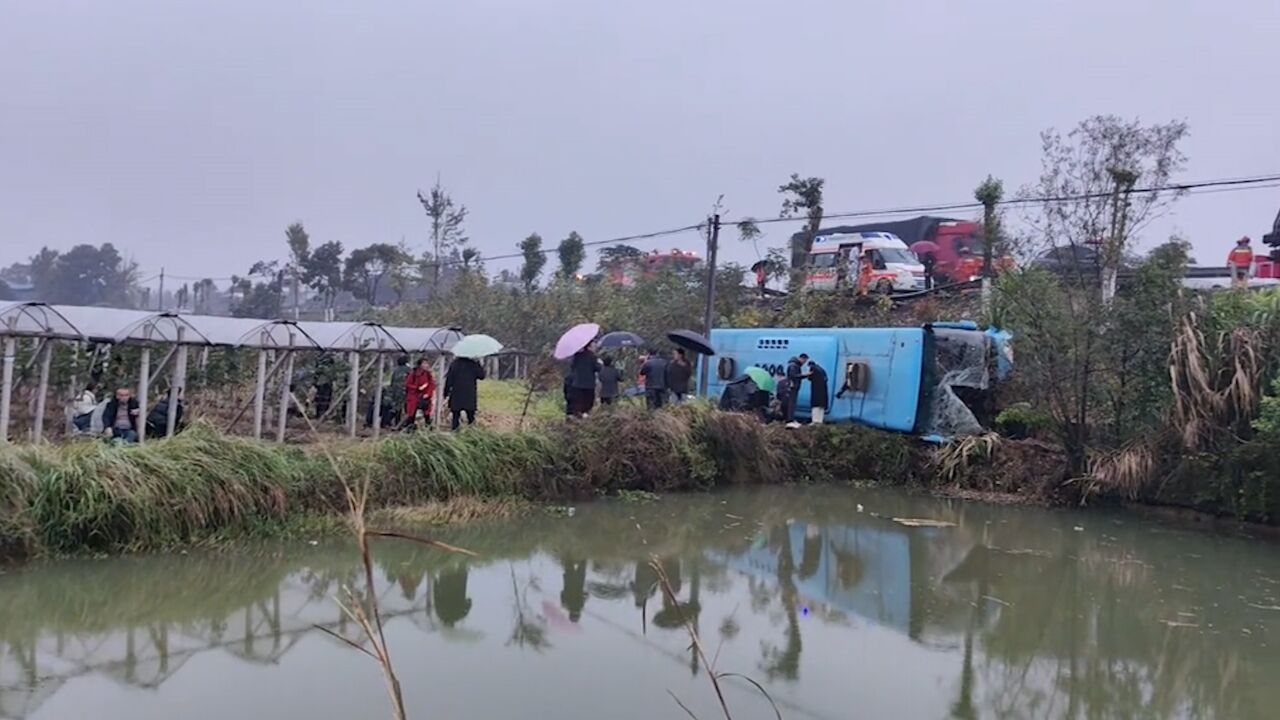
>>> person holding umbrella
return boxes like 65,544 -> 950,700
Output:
554,323 -> 602,417
444,355 -> 487,430
444,333 -> 503,430
568,344 -> 600,417
666,348 -> 693,403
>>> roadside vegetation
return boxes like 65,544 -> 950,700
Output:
0,404 -> 918,560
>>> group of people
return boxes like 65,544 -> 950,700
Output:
563,346 -> 695,416
720,353 -> 829,427
374,355 -> 487,432
70,383 -> 186,443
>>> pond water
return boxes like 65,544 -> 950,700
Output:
3,486 -> 1279,720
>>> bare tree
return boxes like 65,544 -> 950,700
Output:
417,178 -> 468,291
1018,115 -> 1188,301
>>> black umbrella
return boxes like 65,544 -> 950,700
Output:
666,329 -> 715,356
598,331 -> 645,349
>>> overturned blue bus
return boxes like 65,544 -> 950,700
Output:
703,322 -> 1012,439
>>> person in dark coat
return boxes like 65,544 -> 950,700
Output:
920,252 -> 936,290
146,389 -> 185,437
666,348 -> 693,403
597,356 -> 622,406
386,355 -> 410,427
101,387 -> 141,442
567,347 -> 599,417
719,376 -> 758,412
443,356 -> 487,430
801,354 -> 829,424
563,371 -> 574,418
784,356 -> 804,424
639,349 -> 669,410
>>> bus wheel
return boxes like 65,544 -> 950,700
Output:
875,279 -> 894,295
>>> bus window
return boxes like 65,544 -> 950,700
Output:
867,250 -> 887,270
810,253 -> 838,269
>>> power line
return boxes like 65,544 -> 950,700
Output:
722,172 -> 1280,229
132,172 -> 1280,284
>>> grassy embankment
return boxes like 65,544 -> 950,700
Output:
0,390 -> 925,560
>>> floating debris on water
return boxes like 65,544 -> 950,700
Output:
891,518 -> 957,528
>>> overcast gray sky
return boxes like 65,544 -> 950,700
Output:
3,0 -> 1278,288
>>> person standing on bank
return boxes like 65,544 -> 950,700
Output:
598,356 -> 622,406
403,357 -> 436,430
784,356 -> 804,425
802,355 -> 829,424
568,345 -> 600,417
666,348 -> 693,403
639,349 -> 669,410
101,386 -> 141,443
444,355 -> 486,430
1228,236 -> 1254,289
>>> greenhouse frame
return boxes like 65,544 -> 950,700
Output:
0,302 -> 466,443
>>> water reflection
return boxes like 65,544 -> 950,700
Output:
2,486 -> 1279,719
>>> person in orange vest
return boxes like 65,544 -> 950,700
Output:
1228,236 -> 1254,289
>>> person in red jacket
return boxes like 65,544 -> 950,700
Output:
1228,236 -> 1254,289
403,358 -> 436,429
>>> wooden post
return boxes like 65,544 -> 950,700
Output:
66,341 -> 81,435
276,332 -> 296,443
32,340 -> 53,442
137,347 -> 151,444
372,341 -> 386,438
166,327 -> 188,437
347,349 -> 360,437
433,354 -> 446,429
198,346 -> 210,385
253,335 -> 268,439
0,319 -> 16,443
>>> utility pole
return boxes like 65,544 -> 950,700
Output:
157,268 -> 165,311
698,214 -> 721,396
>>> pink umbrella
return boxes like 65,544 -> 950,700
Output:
910,240 -> 941,256
554,322 -> 600,360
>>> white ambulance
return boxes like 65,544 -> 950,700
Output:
803,232 -> 926,293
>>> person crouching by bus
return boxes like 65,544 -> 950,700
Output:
802,355 -> 829,424
101,387 -> 140,443
1229,236 -> 1254,289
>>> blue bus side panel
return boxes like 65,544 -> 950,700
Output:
705,328 -> 924,432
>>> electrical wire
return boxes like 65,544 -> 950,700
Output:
131,172 -> 1280,283
722,173 -> 1280,229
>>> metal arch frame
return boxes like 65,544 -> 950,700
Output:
0,302 -> 478,444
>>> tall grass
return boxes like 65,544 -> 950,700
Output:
0,406 -> 918,559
